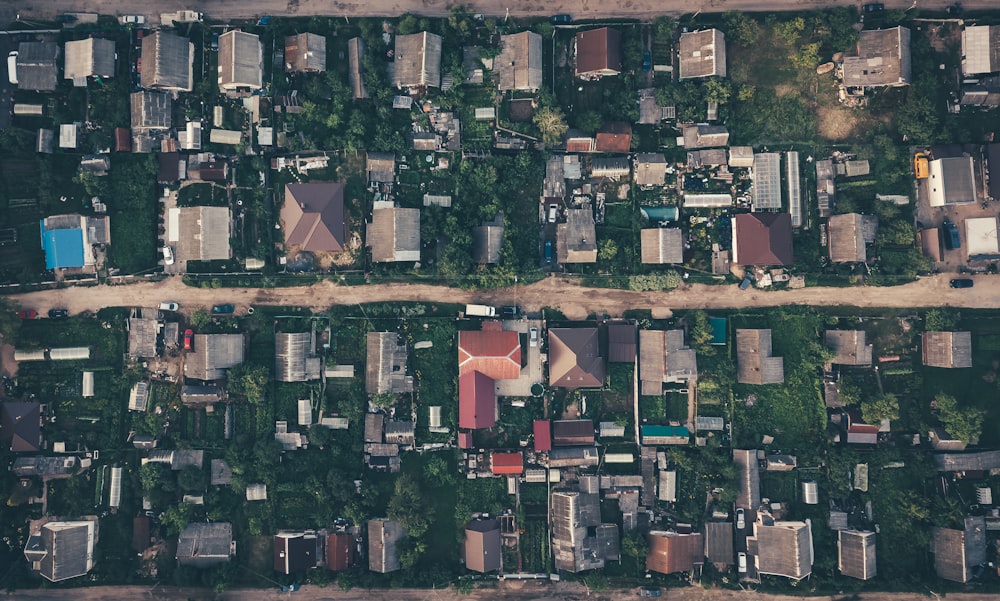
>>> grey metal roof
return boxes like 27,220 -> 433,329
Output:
640,228 -> 683,264
130,90 -> 172,131
365,333 -> 412,394
754,520 -> 813,580
736,329 -> 784,384
678,29 -> 726,79
497,31 -> 543,91
186,334 -> 244,381
922,331 -> 973,368
733,449 -> 760,509
128,317 -> 158,359
275,332 -> 321,382
634,153 -> 667,186
934,450 -> 1000,472
828,213 -> 867,263
932,517 -> 986,583
705,521 -> 734,565
141,31 -> 193,91
825,330 -> 873,366
472,224 -> 504,264
962,25 -> 1000,76
391,32 -> 442,89
218,30 -> 263,89
681,124 -> 729,149
285,33 -> 326,73
33,519 -> 97,582
64,38 -> 115,80
368,519 -> 405,573
369,208 -> 420,263
838,530 -> 876,580
177,206 -> 231,262
176,522 -> 232,567
17,42 -> 58,91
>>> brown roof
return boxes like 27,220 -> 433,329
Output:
607,322 -> 637,363
465,519 -> 501,573
922,331 -> 973,368
634,153 -> 667,186
1,401 -> 41,452
647,531 -> 704,574
736,329 -> 784,384
132,517 -> 150,553
347,37 -> 369,99
828,213 -> 867,263
932,517 -> 986,583
843,27 -> 911,88
497,31 -> 543,91
548,328 -> 605,388
825,330 -> 873,366
678,29 -> 727,79
285,33 -> 326,73
458,322 -> 521,379
552,419 -> 595,446
576,28 -> 622,77
595,122 -> 632,153
281,182 -> 346,252
326,532 -> 356,571
732,213 -> 793,266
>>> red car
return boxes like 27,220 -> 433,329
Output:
183,329 -> 193,351
17,310 -> 37,319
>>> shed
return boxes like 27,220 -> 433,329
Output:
729,146 -> 754,168
553,420 -> 595,446
576,28 -> 622,78
347,37 -> 368,99
285,33 -> 326,73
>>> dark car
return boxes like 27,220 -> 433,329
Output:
551,14 -> 573,24
862,2 -> 885,12
544,240 -> 554,264
739,274 -> 753,290
946,3 -> 963,15
950,278 -> 974,289
501,306 -> 521,318
48,309 -> 69,318
17,310 -> 37,319
211,304 -> 235,315
183,329 -> 193,351
642,50 -> 652,72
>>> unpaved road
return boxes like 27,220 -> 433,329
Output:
5,582 -> 1000,601
3,274 -> 998,320
4,0 -> 997,21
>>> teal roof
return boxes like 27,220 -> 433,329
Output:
709,316 -> 727,345
642,425 -> 690,437
641,206 -> 679,222
40,221 -> 85,269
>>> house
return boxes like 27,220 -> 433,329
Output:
185,334 -> 245,381
1,401 -> 42,452
607,322 -> 637,363
218,30 -> 263,92
553,420 -> 595,446
590,158 -> 630,178
128,316 -> 158,359
368,519 -> 406,573
275,332 -> 322,382
465,518 -> 502,573
595,122 -> 632,153
180,384 -> 224,408
368,207 -> 421,263
384,420 -> 414,445
281,182 -> 347,253
680,124 -> 729,149
751,152 -> 782,210
549,446 -> 601,468
922,331 -> 973,368
366,152 -> 395,184
497,31 -> 543,91
962,25 -> 1000,76
704,522 -> 734,567
634,153 -> 667,187
39,214 -> 111,272
929,426 -> 968,451
13,456 -> 84,478
729,146 -> 755,168
472,221 -> 504,264
842,27 -> 911,90
640,229 -> 683,266
575,28 -> 622,79
326,532 -> 357,571
639,330 -> 697,395
458,322 -> 521,429
23,517 -> 98,582
141,31 -> 194,92
736,329 -> 784,384
827,213 -> 868,262
750,520 -> 814,580
934,450 -> 1000,472
365,332 -> 413,394
825,330 -> 873,366
16,42 -> 58,92
392,32 -> 442,89
534,420 -> 552,451
490,451 -> 524,475
176,522 -> 233,567
551,489 -> 619,571
157,152 -> 183,183
347,37 -> 368,99
165,206 -> 231,268
285,33 -> 326,73
548,328 -> 605,389
927,156 -> 977,207
734,449 -> 761,509
731,213 -> 793,267
557,208 -> 597,263
678,29 -> 727,79
932,517 -> 986,583
641,425 -> 689,445
838,530 -> 876,580
274,531 -> 319,574
646,531 -> 704,574
64,38 -> 115,83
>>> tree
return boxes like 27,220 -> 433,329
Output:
704,78 -> 731,105
620,531 -> 648,576
178,465 -> 207,493
228,364 -> 269,404
190,309 -> 211,330
423,454 -> 455,487
308,424 -> 333,448
861,393 -> 900,424
574,111 -> 603,135
936,393 -> 983,444
532,106 -> 568,147
652,16 -> 676,43
723,11 -> 761,46
924,308 -> 959,332
792,42 -> 822,70
688,310 -> 715,354
598,239 -> 619,262
388,473 -> 429,538
371,392 -> 396,409
775,17 -> 806,45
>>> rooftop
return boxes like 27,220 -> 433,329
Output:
732,213 -> 793,266
843,27 -> 911,88
497,31 -> 543,91
678,29 -> 727,79
548,328 -> 605,389
282,182 -> 346,253
576,28 -> 622,77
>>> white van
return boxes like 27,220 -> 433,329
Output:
547,204 -> 559,223
7,51 -> 17,85
738,552 -> 747,573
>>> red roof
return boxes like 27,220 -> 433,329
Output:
566,136 -> 595,153
458,323 -> 522,380
848,424 -> 879,435
533,420 -> 552,451
595,122 -> 632,153
326,532 -> 356,571
458,431 -> 474,449
459,371 -> 496,430
115,127 -> 132,152
491,452 -> 524,475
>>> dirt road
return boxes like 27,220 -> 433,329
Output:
3,274 -> 998,320
5,581 -> 1000,601
4,0 -> 996,21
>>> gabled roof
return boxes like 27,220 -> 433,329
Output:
368,519 -> 405,573
828,213 -> 867,263
458,322 -> 521,379
366,152 -> 395,183
285,33 -> 326,73
490,452 -> 523,475
640,228 -> 684,264
843,27 -> 911,88
922,331 -> 973,368
928,156 -> 977,207
734,449 -> 761,509
838,530 -> 876,580
465,519 -> 502,573
365,332 -> 412,394
17,42 -> 58,92
274,531 -> 318,574
548,328 -> 605,388
576,28 -> 622,77
274,331 -> 322,382
141,31 -> 193,91
556,208 -> 597,263
369,207 -> 420,263
751,152 -> 782,210
595,122 -> 632,153
736,329 -> 784,384
640,330 -> 697,394
472,224 -> 504,264
392,32 -> 442,89
459,371 -> 496,430
185,334 -> 245,381
326,532 -> 356,571
553,419 -> 595,446
282,182 -> 346,252
347,37 -> 368,99
678,29 -> 727,79
1,401 -> 42,452
681,124 -> 729,149
218,30 -> 263,90
64,38 -> 116,80
128,316 -> 158,359
176,522 -> 232,567
825,330 -> 873,366
130,90 -> 173,131
962,25 -> 1000,76
533,420 -> 552,451
732,213 -> 793,266
753,520 -> 814,580
634,153 -> 667,186
497,31 -> 543,91
607,322 -> 637,363
25,518 -> 98,582
175,206 -> 232,263
705,522 -> 734,566
647,531 -> 704,574
932,516 -> 986,583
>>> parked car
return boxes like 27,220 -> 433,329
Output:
738,552 -> 748,573
638,588 -> 661,598
544,240 -> 554,264
862,3 -> 884,12
120,15 -> 146,24
17,310 -> 37,319
548,204 -> 559,224
739,274 -> 753,290
950,278 -> 974,289
211,304 -> 235,315
183,329 -> 193,351
159,302 -> 179,311
161,246 -> 174,265
736,508 -> 746,530
47,309 -> 69,318
501,306 -> 521,318
7,51 -> 18,85
529,327 -> 539,347
642,50 -> 652,72
551,14 -> 573,24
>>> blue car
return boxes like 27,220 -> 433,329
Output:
642,51 -> 652,72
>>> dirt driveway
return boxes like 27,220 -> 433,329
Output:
3,274 -> 998,321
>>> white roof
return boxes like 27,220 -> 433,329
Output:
297,398 -> 312,426
209,129 -> 243,145
684,193 -> 732,208
966,217 -> 999,256
59,124 -> 77,149
962,26 -> 998,76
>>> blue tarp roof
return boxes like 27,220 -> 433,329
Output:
40,222 -> 85,269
